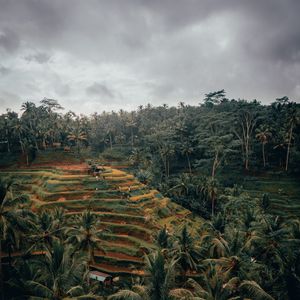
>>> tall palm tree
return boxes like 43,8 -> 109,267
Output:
284,105 -> 299,171
29,209 -> 67,252
207,177 -> 218,217
256,126 -> 272,168
26,240 -> 89,299
0,178 -> 34,300
173,226 -> 200,275
66,210 -> 104,264
109,251 -> 177,300
186,263 -> 274,300
67,118 -> 88,154
138,252 -> 178,300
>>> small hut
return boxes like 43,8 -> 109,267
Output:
89,271 -> 113,286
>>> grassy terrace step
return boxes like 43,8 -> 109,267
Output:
101,177 -> 135,183
95,251 -> 143,262
101,233 -> 156,250
129,191 -> 156,201
99,222 -> 153,241
66,211 -> 151,227
94,252 -> 144,267
32,189 -> 122,201
118,180 -> 142,187
90,263 -> 144,276
100,243 -> 142,257
40,200 -> 143,214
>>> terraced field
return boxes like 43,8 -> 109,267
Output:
243,175 -> 300,219
0,152 -> 202,278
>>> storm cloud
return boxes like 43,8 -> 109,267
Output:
0,0 -> 299,114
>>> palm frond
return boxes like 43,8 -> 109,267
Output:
108,290 -> 143,300
239,280 -> 275,300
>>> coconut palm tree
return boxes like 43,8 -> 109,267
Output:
0,178 -> 34,300
67,117 -> 88,154
256,125 -> 272,168
66,210 -> 104,264
173,226 -> 200,275
29,209 -> 67,252
186,263 -> 274,300
109,251 -> 178,300
200,214 -> 229,258
25,240 -> 90,299
156,226 -> 170,249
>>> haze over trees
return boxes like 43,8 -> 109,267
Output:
0,91 -> 299,299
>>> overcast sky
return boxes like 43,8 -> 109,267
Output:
0,0 -> 300,114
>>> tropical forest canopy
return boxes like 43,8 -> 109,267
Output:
0,90 -> 300,299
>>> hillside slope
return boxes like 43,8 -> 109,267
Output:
0,152 -> 202,277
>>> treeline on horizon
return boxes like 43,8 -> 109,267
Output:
1,90 -> 300,299
0,90 -> 299,177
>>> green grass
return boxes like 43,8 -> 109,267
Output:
243,175 -> 300,218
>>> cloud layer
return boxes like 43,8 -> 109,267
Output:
0,0 -> 299,114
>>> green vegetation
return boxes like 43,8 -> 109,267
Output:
0,94 -> 299,299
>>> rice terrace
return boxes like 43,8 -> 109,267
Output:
1,150 -> 200,277
1,1 -> 300,299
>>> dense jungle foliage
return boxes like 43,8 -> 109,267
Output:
0,91 -> 300,299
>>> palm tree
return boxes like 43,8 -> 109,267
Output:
108,285 -> 147,300
207,177 -> 218,217
67,118 -> 88,154
66,210 -> 104,264
186,263 -> 274,300
180,142 -> 194,174
284,105 -> 299,171
0,178 -> 34,300
256,126 -> 272,167
156,226 -> 170,249
11,119 -> 27,154
173,226 -> 200,275
29,209 -> 67,252
200,214 -> 229,258
26,240 -> 90,299
109,251 -> 178,300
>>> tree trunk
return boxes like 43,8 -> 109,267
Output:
211,151 -> 219,178
6,139 -> 10,153
19,133 -> 24,154
26,153 -> 29,166
34,140 -> 39,152
42,137 -> 47,150
285,125 -> 293,171
131,127 -> 134,148
186,153 -> 192,174
262,143 -> 266,168
211,191 -> 215,217
245,156 -> 249,170
109,133 -> 113,150
163,156 -> 168,177
0,237 -> 3,300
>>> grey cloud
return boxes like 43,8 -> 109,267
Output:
0,65 -> 10,75
0,0 -> 299,115
25,52 -> 51,64
0,28 -> 20,52
86,83 -> 115,99
55,84 -> 70,97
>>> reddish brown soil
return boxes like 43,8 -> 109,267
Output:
20,162 -> 89,171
